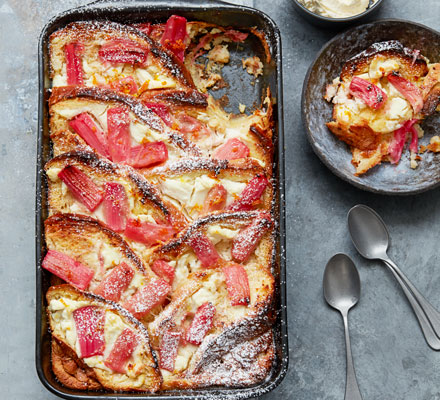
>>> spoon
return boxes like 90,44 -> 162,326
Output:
348,204 -> 440,350
324,254 -> 363,400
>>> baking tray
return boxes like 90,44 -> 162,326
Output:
36,1 -> 287,398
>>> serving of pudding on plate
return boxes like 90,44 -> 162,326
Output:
325,40 -> 440,175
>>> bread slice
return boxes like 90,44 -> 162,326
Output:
44,213 -> 170,324
325,40 -> 440,174
144,158 -> 272,221
45,151 -> 186,259
46,284 -> 162,392
49,20 -> 195,91
49,85 -> 273,172
49,86 -> 201,165
145,211 -> 275,387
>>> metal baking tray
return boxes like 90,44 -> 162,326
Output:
36,1 -> 287,398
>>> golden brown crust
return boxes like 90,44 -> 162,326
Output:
52,338 -> 103,390
139,88 -> 208,109
326,121 -> 382,151
340,40 -> 428,82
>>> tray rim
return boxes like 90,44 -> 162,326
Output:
36,2 -> 288,399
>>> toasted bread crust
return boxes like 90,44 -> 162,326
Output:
341,40 -> 428,82
140,88 -> 208,108
326,121 -> 382,151
52,338 -> 103,390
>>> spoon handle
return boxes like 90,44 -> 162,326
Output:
384,259 -> 440,350
384,257 -> 440,341
341,311 -> 363,400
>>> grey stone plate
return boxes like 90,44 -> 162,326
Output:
302,19 -> 440,195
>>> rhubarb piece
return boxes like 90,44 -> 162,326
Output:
104,328 -> 139,373
159,330 -> 181,372
185,302 -> 216,345
232,214 -> 273,262
227,175 -> 268,212
389,119 -> 419,164
123,279 -> 171,318
42,250 -> 94,291
107,107 -> 131,163
98,39 -> 148,65
187,231 -> 220,268
409,125 -> 419,153
93,263 -> 134,302
128,141 -> 168,168
224,29 -> 248,42
150,259 -> 175,284
201,184 -> 227,214
65,42 -> 84,85
387,73 -> 424,114
160,15 -> 187,62
144,102 -> 173,127
212,138 -> 250,160
110,76 -> 138,95
58,165 -> 104,212
124,219 -> 175,247
102,182 -> 129,232
68,113 -> 109,158
176,113 -> 209,138
223,264 -> 250,306
349,76 -> 388,110
73,306 -> 106,358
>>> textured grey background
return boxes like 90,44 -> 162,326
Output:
1,0 -> 440,398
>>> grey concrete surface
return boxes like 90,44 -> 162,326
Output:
1,0 -> 440,398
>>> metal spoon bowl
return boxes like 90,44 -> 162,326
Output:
324,254 -> 363,400
348,204 -> 440,350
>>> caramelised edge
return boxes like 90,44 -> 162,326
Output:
146,157 -> 266,180
49,86 -> 202,157
45,150 -> 181,224
156,210 -> 274,256
341,40 -> 429,81
190,304 -> 275,375
50,20 -> 195,89
189,331 -> 275,388
45,213 -> 149,274
139,88 -> 208,109
51,337 -> 103,390
46,284 -> 162,392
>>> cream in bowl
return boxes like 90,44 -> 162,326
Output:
297,0 -> 377,18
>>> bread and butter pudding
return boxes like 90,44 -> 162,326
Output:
325,40 -> 440,175
42,15 -> 277,392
